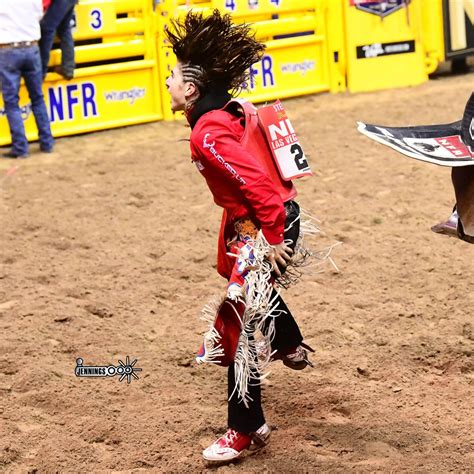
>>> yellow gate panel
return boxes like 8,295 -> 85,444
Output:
420,0 -> 444,74
74,0 -> 119,39
240,34 -> 330,104
160,0 -> 342,119
217,0 -> 340,103
4,0 -> 469,142
216,0 -> 318,17
0,63 -> 162,146
344,0 -> 428,93
0,0 -> 163,146
50,39 -> 147,64
73,0 -> 150,40
325,0 -> 347,93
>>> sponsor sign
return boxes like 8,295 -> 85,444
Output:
224,0 -> 280,13
249,54 -> 275,90
443,0 -> 474,58
74,2 -> 117,40
0,68 -> 162,146
258,100 -> 312,180
357,121 -> 474,167
356,40 -> 415,59
404,136 -> 473,160
280,60 -> 316,76
349,0 -> 410,18
75,355 -> 142,384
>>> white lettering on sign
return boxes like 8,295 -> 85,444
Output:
362,43 -> 385,58
268,121 -> 288,140
281,60 -> 316,76
438,138 -> 465,156
449,0 -> 474,51
258,102 -> 312,180
404,136 -> 472,159
273,102 -> 284,112
104,87 -> 146,104
384,43 -> 410,53
268,119 -> 295,141
284,133 -> 298,145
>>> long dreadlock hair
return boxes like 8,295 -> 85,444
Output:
165,9 -> 265,97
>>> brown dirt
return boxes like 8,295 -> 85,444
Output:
1,72 -> 473,473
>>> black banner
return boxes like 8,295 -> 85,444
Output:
357,94 -> 474,168
443,0 -> 474,59
356,40 -> 415,59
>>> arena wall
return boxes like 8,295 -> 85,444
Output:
0,0 -> 472,145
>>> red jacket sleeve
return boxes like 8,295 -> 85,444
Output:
191,114 -> 286,245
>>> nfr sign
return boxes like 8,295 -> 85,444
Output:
47,82 -> 98,122
249,55 -> 275,89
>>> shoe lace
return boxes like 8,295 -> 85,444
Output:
222,429 -> 239,447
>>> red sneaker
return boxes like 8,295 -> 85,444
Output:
202,429 -> 252,461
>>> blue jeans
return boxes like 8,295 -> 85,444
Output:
0,45 -> 54,155
40,0 -> 76,77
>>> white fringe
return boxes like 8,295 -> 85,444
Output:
196,296 -> 245,365
196,297 -> 226,365
198,209 -> 341,406
276,209 -> 341,289
231,233 -> 275,407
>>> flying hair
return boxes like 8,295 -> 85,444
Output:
165,9 -> 265,96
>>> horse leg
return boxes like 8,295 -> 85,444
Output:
452,166 -> 474,242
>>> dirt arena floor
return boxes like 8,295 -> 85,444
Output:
1,72 -> 473,473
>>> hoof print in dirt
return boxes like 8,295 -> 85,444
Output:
85,304 -> 114,318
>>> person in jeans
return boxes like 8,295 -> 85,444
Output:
39,0 -> 77,80
0,0 -> 54,158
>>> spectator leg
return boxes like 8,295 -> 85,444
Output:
40,0 -> 74,77
0,49 -> 29,155
56,4 -> 76,79
23,46 -> 54,152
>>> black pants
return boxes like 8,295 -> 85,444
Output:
227,201 -> 303,433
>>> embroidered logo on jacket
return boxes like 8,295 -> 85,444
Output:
201,133 -> 246,185
203,133 -> 216,149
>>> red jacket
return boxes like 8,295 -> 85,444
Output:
190,108 -> 286,278
43,0 -> 52,11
